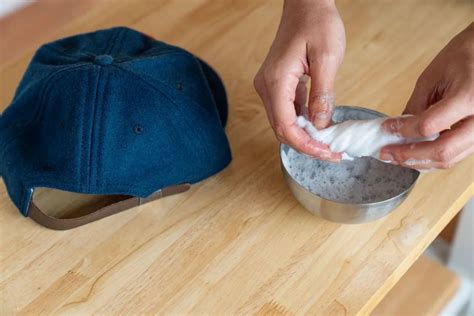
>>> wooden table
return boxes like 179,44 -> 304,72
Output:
1,1 -> 472,314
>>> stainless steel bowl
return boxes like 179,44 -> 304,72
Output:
280,106 -> 420,224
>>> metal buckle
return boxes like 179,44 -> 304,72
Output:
139,183 -> 191,205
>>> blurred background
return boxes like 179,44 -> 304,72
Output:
0,0 -> 99,64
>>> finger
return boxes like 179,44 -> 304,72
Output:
383,95 -> 473,138
295,75 -> 309,116
255,61 -> 340,161
268,76 -> 341,160
307,51 -> 339,129
254,70 -> 275,127
380,116 -> 474,169
282,122 -> 342,161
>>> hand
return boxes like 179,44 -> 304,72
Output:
254,0 -> 345,161
380,23 -> 474,170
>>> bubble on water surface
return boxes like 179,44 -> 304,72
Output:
283,148 -> 416,204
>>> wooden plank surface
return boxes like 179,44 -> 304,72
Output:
1,0 -> 473,314
373,255 -> 460,316
0,0 -> 100,65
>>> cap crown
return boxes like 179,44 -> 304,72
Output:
0,27 -> 231,215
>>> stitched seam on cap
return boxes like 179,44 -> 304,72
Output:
78,70 -> 87,193
106,27 -> 123,55
87,67 -> 102,191
110,27 -> 127,56
115,50 -> 192,64
192,56 -> 226,125
95,69 -> 110,189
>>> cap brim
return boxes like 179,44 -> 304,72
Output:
197,58 -> 228,127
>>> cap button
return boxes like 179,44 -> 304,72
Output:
94,55 -> 114,66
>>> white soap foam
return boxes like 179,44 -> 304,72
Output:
296,115 -> 438,160
283,107 -> 420,204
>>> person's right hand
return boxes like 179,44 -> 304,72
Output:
380,23 -> 474,169
254,0 -> 345,161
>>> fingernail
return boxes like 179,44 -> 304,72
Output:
309,147 -> 332,159
307,140 -> 329,152
379,152 -> 394,162
310,93 -> 335,124
320,152 -> 332,159
311,109 -> 333,126
383,117 -> 404,134
309,151 -> 330,160
310,154 -> 339,163
300,75 -> 310,83
328,154 -> 342,163
315,112 -> 331,120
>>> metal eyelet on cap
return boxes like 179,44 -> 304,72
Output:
94,55 -> 114,66
133,124 -> 144,135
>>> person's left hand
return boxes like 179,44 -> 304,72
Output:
379,23 -> 474,170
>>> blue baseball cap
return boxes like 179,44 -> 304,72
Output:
0,27 -> 232,229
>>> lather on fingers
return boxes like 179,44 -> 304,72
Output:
254,0 -> 345,161
255,57 -> 340,160
382,96 -> 471,138
307,50 -> 341,130
281,122 -> 341,161
380,95 -> 473,165
380,23 -> 474,169
309,92 -> 336,129
381,116 -> 474,169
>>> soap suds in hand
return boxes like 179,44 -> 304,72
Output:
404,158 -> 432,166
296,115 -> 438,160
284,148 -> 417,204
283,107 -> 421,204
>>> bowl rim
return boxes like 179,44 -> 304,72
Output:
279,105 -> 421,207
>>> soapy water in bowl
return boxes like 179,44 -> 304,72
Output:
281,106 -> 419,204
282,148 -> 417,204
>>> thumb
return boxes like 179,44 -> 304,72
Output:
308,57 -> 338,129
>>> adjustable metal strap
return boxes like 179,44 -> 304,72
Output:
139,183 -> 190,204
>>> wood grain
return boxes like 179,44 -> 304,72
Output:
373,255 -> 460,316
0,0 -> 100,65
1,0 -> 473,315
